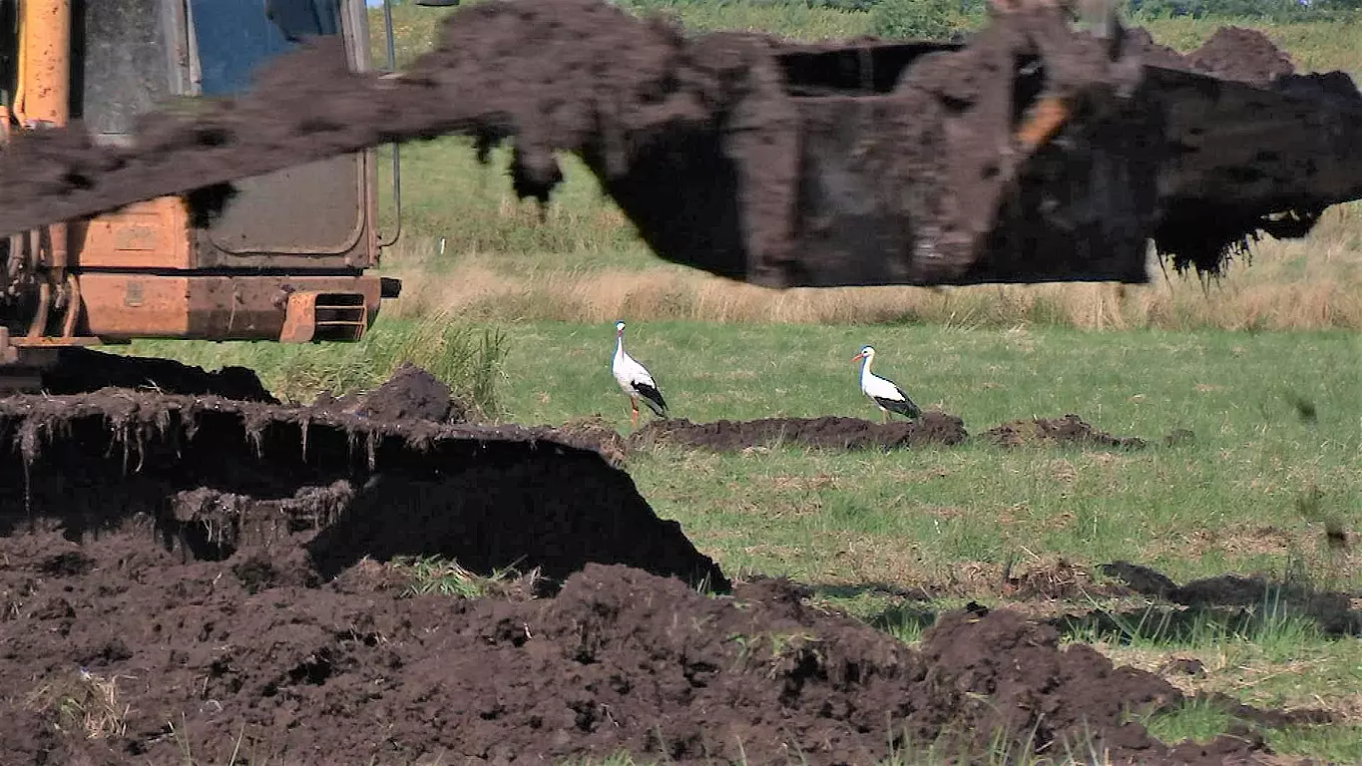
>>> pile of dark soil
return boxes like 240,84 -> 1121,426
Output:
38,347 -> 278,403
982,413 -> 1148,449
626,412 -> 1167,453
630,411 -> 968,451
312,361 -> 470,424
0,385 -> 727,591
0,533 -> 1291,765
1181,27 -> 1296,85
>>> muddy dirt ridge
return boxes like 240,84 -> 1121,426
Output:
0,378 -> 728,591
632,411 -> 1169,452
0,535 -> 1306,766
0,0 -> 1357,283
983,413 -> 1149,449
631,411 -> 969,451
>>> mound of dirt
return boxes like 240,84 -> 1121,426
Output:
1183,26 -> 1296,85
37,347 -> 278,402
982,414 -> 1147,449
0,387 -> 727,592
313,361 -> 470,424
631,411 -> 968,451
0,536 -> 1285,766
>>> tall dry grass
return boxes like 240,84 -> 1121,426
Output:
376,202 -> 1362,331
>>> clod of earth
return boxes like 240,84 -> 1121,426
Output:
315,361 -> 471,424
982,413 -> 1149,449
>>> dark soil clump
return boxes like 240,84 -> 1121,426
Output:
312,361 -> 469,424
1183,27 -> 1296,86
0,544 -> 1286,765
631,411 -> 968,451
38,347 -> 278,402
983,413 -> 1148,449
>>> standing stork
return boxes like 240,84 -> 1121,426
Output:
851,345 -> 922,423
612,321 -> 669,428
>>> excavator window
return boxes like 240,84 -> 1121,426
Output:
0,1 -> 16,112
188,0 -> 341,97
73,0 -> 182,137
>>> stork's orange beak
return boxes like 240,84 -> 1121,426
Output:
851,352 -> 865,363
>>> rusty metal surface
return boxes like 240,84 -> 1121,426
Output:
71,196 -> 193,269
77,273 -> 381,341
17,0 -> 70,126
196,157 -> 368,261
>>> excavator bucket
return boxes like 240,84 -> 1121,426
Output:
0,0 -> 1359,288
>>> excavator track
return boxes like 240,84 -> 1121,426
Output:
0,349 -> 728,593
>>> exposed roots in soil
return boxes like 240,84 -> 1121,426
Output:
0,384 -> 728,592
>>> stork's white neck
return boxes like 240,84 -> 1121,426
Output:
615,333 -> 625,361
859,353 -> 875,384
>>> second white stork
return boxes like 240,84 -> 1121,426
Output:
851,345 -> 923,423
612,320 -> 669,428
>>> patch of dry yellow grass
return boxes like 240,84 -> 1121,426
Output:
378,202 -> 1362,331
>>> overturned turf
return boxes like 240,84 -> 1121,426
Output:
983,413 -> 1148,449
0,537 -> 1296,766
630,411 -> 969,451
0,387 -> 726,591
627,412 -> 1164,452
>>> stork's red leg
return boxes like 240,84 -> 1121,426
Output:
631,398 -> 639,428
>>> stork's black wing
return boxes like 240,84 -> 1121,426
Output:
874,387 -> 922,419
632,381 -> 668,417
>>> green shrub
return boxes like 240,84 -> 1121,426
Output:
871,0 -> 976,39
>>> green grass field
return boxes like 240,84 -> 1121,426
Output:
110,2 -> 1362,761
124,317 -> 1362,760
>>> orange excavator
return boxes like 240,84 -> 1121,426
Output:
0,0 -> 405,388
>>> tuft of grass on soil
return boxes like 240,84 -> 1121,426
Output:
119,316 -> 510,418
389,555 -> 540,600
24,668 -> 131,740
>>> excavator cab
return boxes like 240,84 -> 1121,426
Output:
0,0 -> 389,382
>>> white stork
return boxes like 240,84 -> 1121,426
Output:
612,320 -> 669,428
851,345 -> 923,423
